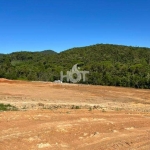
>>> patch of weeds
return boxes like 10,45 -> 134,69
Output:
71,105 -> 80,109
75,106 -> 80,109
89,107 -> 93,111
116,108 -> 119,111
0,103 -> 18,111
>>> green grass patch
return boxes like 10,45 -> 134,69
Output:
0,103 -> 18,111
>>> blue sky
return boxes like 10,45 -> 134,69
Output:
0,0 -> 150,54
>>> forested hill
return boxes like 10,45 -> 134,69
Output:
37,50 -> 57,54
0,44 -> 150,89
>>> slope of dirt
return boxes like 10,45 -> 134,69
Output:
0,79 -> 150,150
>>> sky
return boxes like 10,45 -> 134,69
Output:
0,0 -> 150,54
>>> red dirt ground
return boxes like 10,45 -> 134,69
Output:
0,78 -> 150,150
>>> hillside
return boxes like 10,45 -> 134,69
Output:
0,44 -> 150,88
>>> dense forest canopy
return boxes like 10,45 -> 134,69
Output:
0,44 -> 150,89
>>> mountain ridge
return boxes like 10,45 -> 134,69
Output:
1,43 -> 150,54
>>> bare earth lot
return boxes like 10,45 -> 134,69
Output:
0,78 -> 150,150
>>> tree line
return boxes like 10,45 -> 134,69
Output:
0,44 -> 150,89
